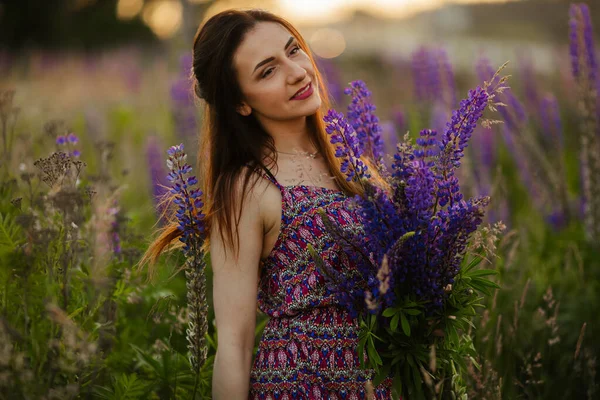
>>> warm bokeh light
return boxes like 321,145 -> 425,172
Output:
279,0 -> 354,25
279,0 -> 521,24
142,0 -> 183,39
203,0 -> 279,23
310,28 -> 346,58
116,0 -> 143,20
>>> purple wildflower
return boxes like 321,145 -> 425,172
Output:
324,109 -> 371,181
56,135 -> 66,145
166,143 -> 206,256
539,94 -> 563,151
170,54 -> 198,143
319,77 -> 495,315
435,86 -> 489,207
391,106 -> 406,134
437,48 -> 457,109
316,57 -> 344,105
71,150 -> 81,158
344,80 -> 385,165
569,3 -> 598,86
67,132 -> 78,144
569,2 -> 600,241
411,46 -> 441,104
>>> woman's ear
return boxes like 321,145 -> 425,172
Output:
236,102 -> 252,116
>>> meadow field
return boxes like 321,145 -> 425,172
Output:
0,2 -> 598,399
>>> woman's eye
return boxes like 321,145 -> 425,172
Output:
261,46 -> 301,78
262,68 -> 274,78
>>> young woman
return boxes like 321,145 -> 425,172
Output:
142,8 -> 393,399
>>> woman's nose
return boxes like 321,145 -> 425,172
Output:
287,61 -> 307,83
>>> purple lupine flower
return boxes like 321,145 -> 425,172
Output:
166,143 -> 206,255
146,135 -> 170,219
170,53 -> 198,143
316,57 -> 344,105
437,48 -> 457,109
436,86 -> 489,207
56,135 -> 66,145
517,52 -> 541,116
570,4 -> 598,85
71,150 -> 81,158
539,94 -> 563,151
411,46 -> 430,103
344,81 -> 385,165
470,125 -> 495,196
324,109 -> 371,181
569,2 -> 600,242
411,46 -> 442,104
391,106 -> 406,134
317,77 -> 495,316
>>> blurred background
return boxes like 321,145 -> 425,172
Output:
1,0 -> 599,399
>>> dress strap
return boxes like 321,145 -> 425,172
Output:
256,164 -> 283,190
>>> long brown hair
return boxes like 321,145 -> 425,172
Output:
138,9 -> 389,280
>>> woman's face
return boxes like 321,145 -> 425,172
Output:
233,22 -> 321,122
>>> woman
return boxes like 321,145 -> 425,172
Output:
142,8 -> 393,399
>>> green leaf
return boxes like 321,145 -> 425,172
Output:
467,269 -> 499,278
372,362 -> 391,387
461,255 -> 483,274
403,308 -> 421,316
400,313 -> 411,337
382,307 -> 396,318
390,313 -> 400,332
471,277 -> 501,289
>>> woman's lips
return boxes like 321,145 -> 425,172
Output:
290,82 -> 313,100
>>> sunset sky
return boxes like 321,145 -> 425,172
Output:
118,0 -> 520,39
278,0 -> 519,25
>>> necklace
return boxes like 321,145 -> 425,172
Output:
276,149 -> 319,159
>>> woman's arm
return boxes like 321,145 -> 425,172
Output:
211,176 -> 264,399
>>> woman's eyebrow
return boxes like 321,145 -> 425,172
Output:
252,36 -> 295,75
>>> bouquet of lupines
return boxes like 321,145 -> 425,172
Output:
165,144 -> 210,383
308,65 -> 509,399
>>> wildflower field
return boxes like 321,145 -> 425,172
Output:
0,3 -> 599,399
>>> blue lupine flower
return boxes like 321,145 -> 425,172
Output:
316,57 -> 344,105
323,109 -> 371,181
569,2 -> 600,242
166,143 -> 206,256
437,48 -> 457,109
539,94 -> 563,151
319,79 -> 494,315
344,81 -> 385,165
170,54 -> 198,143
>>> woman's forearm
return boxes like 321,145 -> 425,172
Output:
212,347 -> 253,399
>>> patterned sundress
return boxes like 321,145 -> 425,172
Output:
249,165 -> 393,400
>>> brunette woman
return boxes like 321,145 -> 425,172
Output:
141,8 -> 393,399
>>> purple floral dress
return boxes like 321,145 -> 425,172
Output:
249,166 -> 393,400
